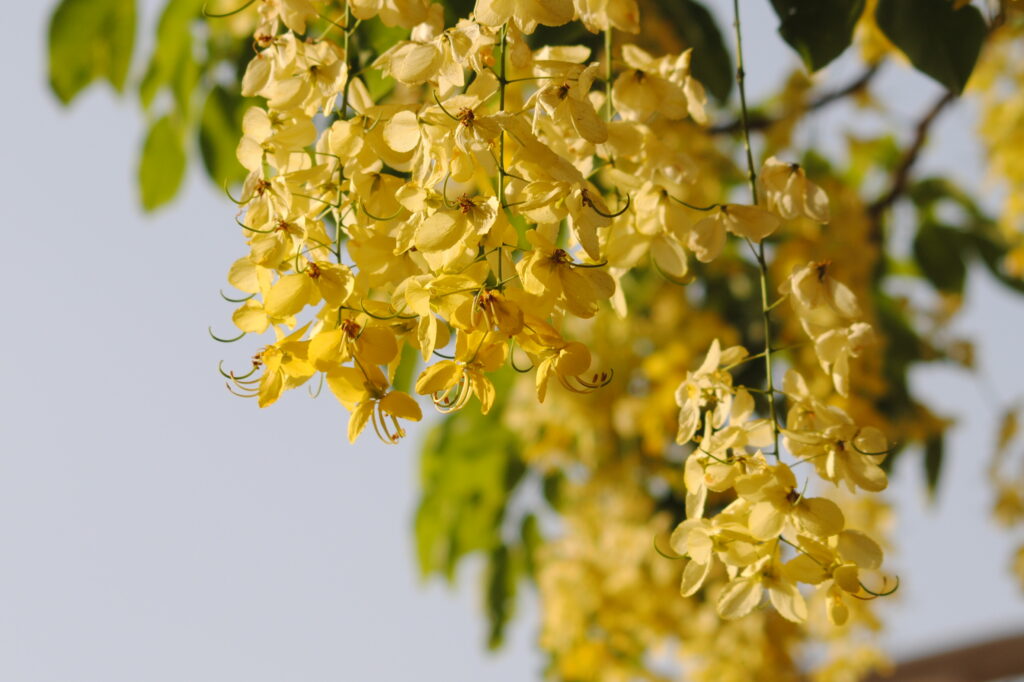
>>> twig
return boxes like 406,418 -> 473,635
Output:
867,91 -> 955,238
710,64 -> 881,135
732,0 -> 780,456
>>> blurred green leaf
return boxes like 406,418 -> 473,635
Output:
484,545 -> 518,650
415,370 -> 524,580
199,85 -> 249,187
769,0 -> 865,72
875,0 -> 986,94
138,115 -> 187,211
923,431 -> 945,497
651,0 -> 732,102
139,0 -> 204,110
913,222 -> 967,293
391,344 -> 421,394
520,513 -> 541,578
48,0 -> 136,104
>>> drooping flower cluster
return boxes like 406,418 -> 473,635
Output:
667,260 -> 895,627
218,0 -> 738,445
212,0 -> 898,671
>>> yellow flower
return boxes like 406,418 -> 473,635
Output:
688,204 -> 781,263
735,460 -> 846,541
327,363 -> 422,443
415,330 -> 508,413
759,156 -> 830,223
474,0 -> 575,34
517,230 -> 614,318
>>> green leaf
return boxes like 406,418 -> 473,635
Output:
923,432 -> 945,498
414,370 -> 524,580
651,0 -> 732,102
913,222 -> 967,293
769,0 -> 865,71
875,0 -> 986,94
48,0 -> 136,104
390,344 -> 421,394
139,0 -> 204,110
519,513 -> 541,578
484,546 -> 518,650
199,85 -> 249,187
138,115 -> 187,211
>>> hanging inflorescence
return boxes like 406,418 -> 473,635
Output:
209,0 -> 896,630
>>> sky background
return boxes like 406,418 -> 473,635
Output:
2,1 -> 1022,680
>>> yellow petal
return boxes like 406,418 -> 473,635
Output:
383,110 -> 421,153
327,367 -> 369,406
767,581 -> 807,623
356,327 -> 400,366
795,497 -> 845,538
232,300 -> 269,333
380,390 -> 422,421
717,577 -> 762,620
265,273 -> 318,319
687,214 -> 726,263
749,501 -> 785,540
837,530 -> 883,570
680,558 -> 712,597
415,360 -> 463,395
308,329 -> 347,371
347,401 -> 375,443
415,212 -> 462,252
722,204 -> 781,242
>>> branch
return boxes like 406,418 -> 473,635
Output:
710,64 -> 881,135
863,632 -> 1024,682
868,90 -> 955,225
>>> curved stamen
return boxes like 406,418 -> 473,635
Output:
509,342 -> 534,373
653,537 -> 685,561
363,112 -> 383,133
851,441 -> 900,457
308,372 -> 325,398
359,202 -> 404,222
352,301 -> 418,321
587,193 -> 631,218
202,0 -> 257,19
651,255 -> 694,286
235,216 -> 274,234
224,183 -> 247,205
220,289 -> 256,303
432,91 -> 460,121
441,174 -> 455,209
293,192 -> 343,209
218,360 -> 259,381
854,576 -> 900,599
209,327 -> 246,343
225,382 -> 259,398
669,196 -> 719,211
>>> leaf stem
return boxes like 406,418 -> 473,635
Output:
732,0 -> 779,456
496,23 -> 508,285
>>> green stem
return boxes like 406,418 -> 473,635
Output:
604,27 -> 613,122
496,23 -> 508,285
335,0 -> 353,264
732,0 -> 779,456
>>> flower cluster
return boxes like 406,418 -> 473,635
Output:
217,0 -> 742,445
213,0 -> 897,664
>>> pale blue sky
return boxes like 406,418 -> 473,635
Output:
1,1 -> 1021,680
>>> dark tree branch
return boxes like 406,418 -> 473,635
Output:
868,90 -> 956,221
709,63 -> 881,135
864,632 -> 1024,682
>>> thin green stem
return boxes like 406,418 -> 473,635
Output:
496,23 -> 508,285
732,0 -> 779,456
604,27 -> 613,122
335,0 -> 353,264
